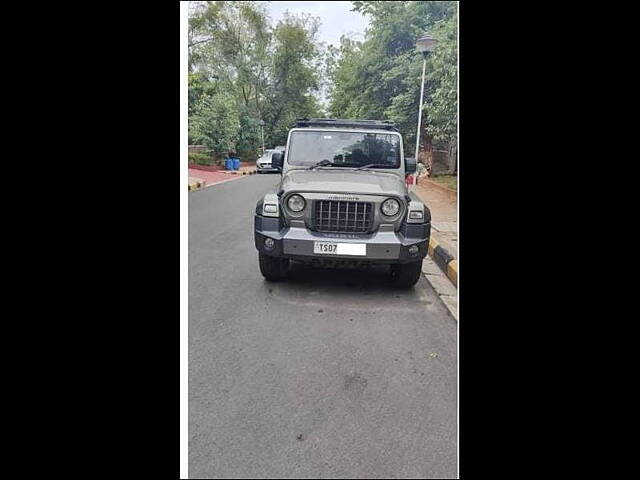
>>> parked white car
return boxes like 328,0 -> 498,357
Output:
256,149 -> 279,173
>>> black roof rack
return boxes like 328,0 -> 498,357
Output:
294,118 -> 399,132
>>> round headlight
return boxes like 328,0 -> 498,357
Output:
287,194 -> 306,212
381,198 -> 401,216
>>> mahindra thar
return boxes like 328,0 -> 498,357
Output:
254,118 -> 431,287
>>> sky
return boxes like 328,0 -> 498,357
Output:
264,1 -> 369,48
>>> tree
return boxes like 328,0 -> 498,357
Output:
326,1 -> 457,156
189,91 -> 239,155
325,36 -> 364,118
262,12 -> 323,146
188,2 -> 324,156
189,1 -> 271,157
425,14 -> 457,149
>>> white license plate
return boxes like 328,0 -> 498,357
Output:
313,242 -> 366,256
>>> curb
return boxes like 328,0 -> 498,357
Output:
189,170 -> 257,190
428,236 -> 457,287
188,179 -> 205,191
222,169 -> 259,176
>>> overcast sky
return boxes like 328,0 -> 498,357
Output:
264,1 -> 369,48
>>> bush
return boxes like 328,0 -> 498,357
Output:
237,149 -> 261,162
189,91 -> 240,156
188,152 -> 217,165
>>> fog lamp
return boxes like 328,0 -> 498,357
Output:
408,245 -> 419,255
264,238 -> 275,250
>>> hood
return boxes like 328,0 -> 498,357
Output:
280,169 -> 406,197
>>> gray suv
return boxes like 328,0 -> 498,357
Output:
254,118 -> 430,287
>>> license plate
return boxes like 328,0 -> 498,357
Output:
313,242 -> 366,256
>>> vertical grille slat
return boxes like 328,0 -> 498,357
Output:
313,200 -> 373,233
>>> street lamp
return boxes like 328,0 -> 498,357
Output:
413,33 -> 436,188
259,119 -> 265,155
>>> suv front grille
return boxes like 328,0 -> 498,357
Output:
313,200 -> 373,233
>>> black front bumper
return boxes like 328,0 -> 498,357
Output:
254,214 -> 430,264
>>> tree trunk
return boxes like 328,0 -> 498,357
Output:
448,140 -> 457,174
419,126 -> 433,176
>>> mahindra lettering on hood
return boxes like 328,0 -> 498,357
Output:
254,118 -> 431,288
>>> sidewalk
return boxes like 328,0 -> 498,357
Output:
413,178 -> 457,258
412,176 -> 458,319
188,165 -> 257,189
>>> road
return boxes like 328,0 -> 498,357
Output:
189,174 -> 458,479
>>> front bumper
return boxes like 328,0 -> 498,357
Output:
257,164 -> 278,172
254,215 -> 430,264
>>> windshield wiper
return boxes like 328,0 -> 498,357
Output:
306,159 -> 336,170
355,163 -> 392,171
306,160 -> 361,170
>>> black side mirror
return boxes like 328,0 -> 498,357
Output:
405,156 -> 416,175
271,151 -> 284,170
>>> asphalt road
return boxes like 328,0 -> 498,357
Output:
189,174 -> 457,479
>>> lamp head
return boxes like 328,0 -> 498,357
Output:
416,34 -> 436,55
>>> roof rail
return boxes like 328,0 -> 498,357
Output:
294,118 -> 399,131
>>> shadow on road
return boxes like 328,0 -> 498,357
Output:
272,262 -> 428,301
287,262 -> 391,286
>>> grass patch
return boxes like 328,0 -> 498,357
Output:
430,174 -> 457,191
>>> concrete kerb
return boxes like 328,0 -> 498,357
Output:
428,236 -> 457,287
189,170 -> 259,191
228,169 -> 258,175
188,179 -> 205,191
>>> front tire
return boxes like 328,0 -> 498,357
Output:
259,252 -> 289,281
390,261 -> 422,288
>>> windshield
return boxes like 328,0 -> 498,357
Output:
260,150 -> 275,159
287,130 -> 401,168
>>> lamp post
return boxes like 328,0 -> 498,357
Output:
259,119 -> 265,155
413,34 -> 436,188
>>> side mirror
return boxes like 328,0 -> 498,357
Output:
271,151 -> 284,170
405,156 -> 416,175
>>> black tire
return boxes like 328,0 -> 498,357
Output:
390,261 -> 422,288
259,252 -> 289,281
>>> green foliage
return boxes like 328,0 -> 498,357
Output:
189,91 -> 239,155
236,104 -> 261,159
262,13 -> 324,146
188,1 -> 457,161
327,1 -> 457,154
189,2 -> 323,155
424,15 -> 457,147
188,152 -> 217,165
